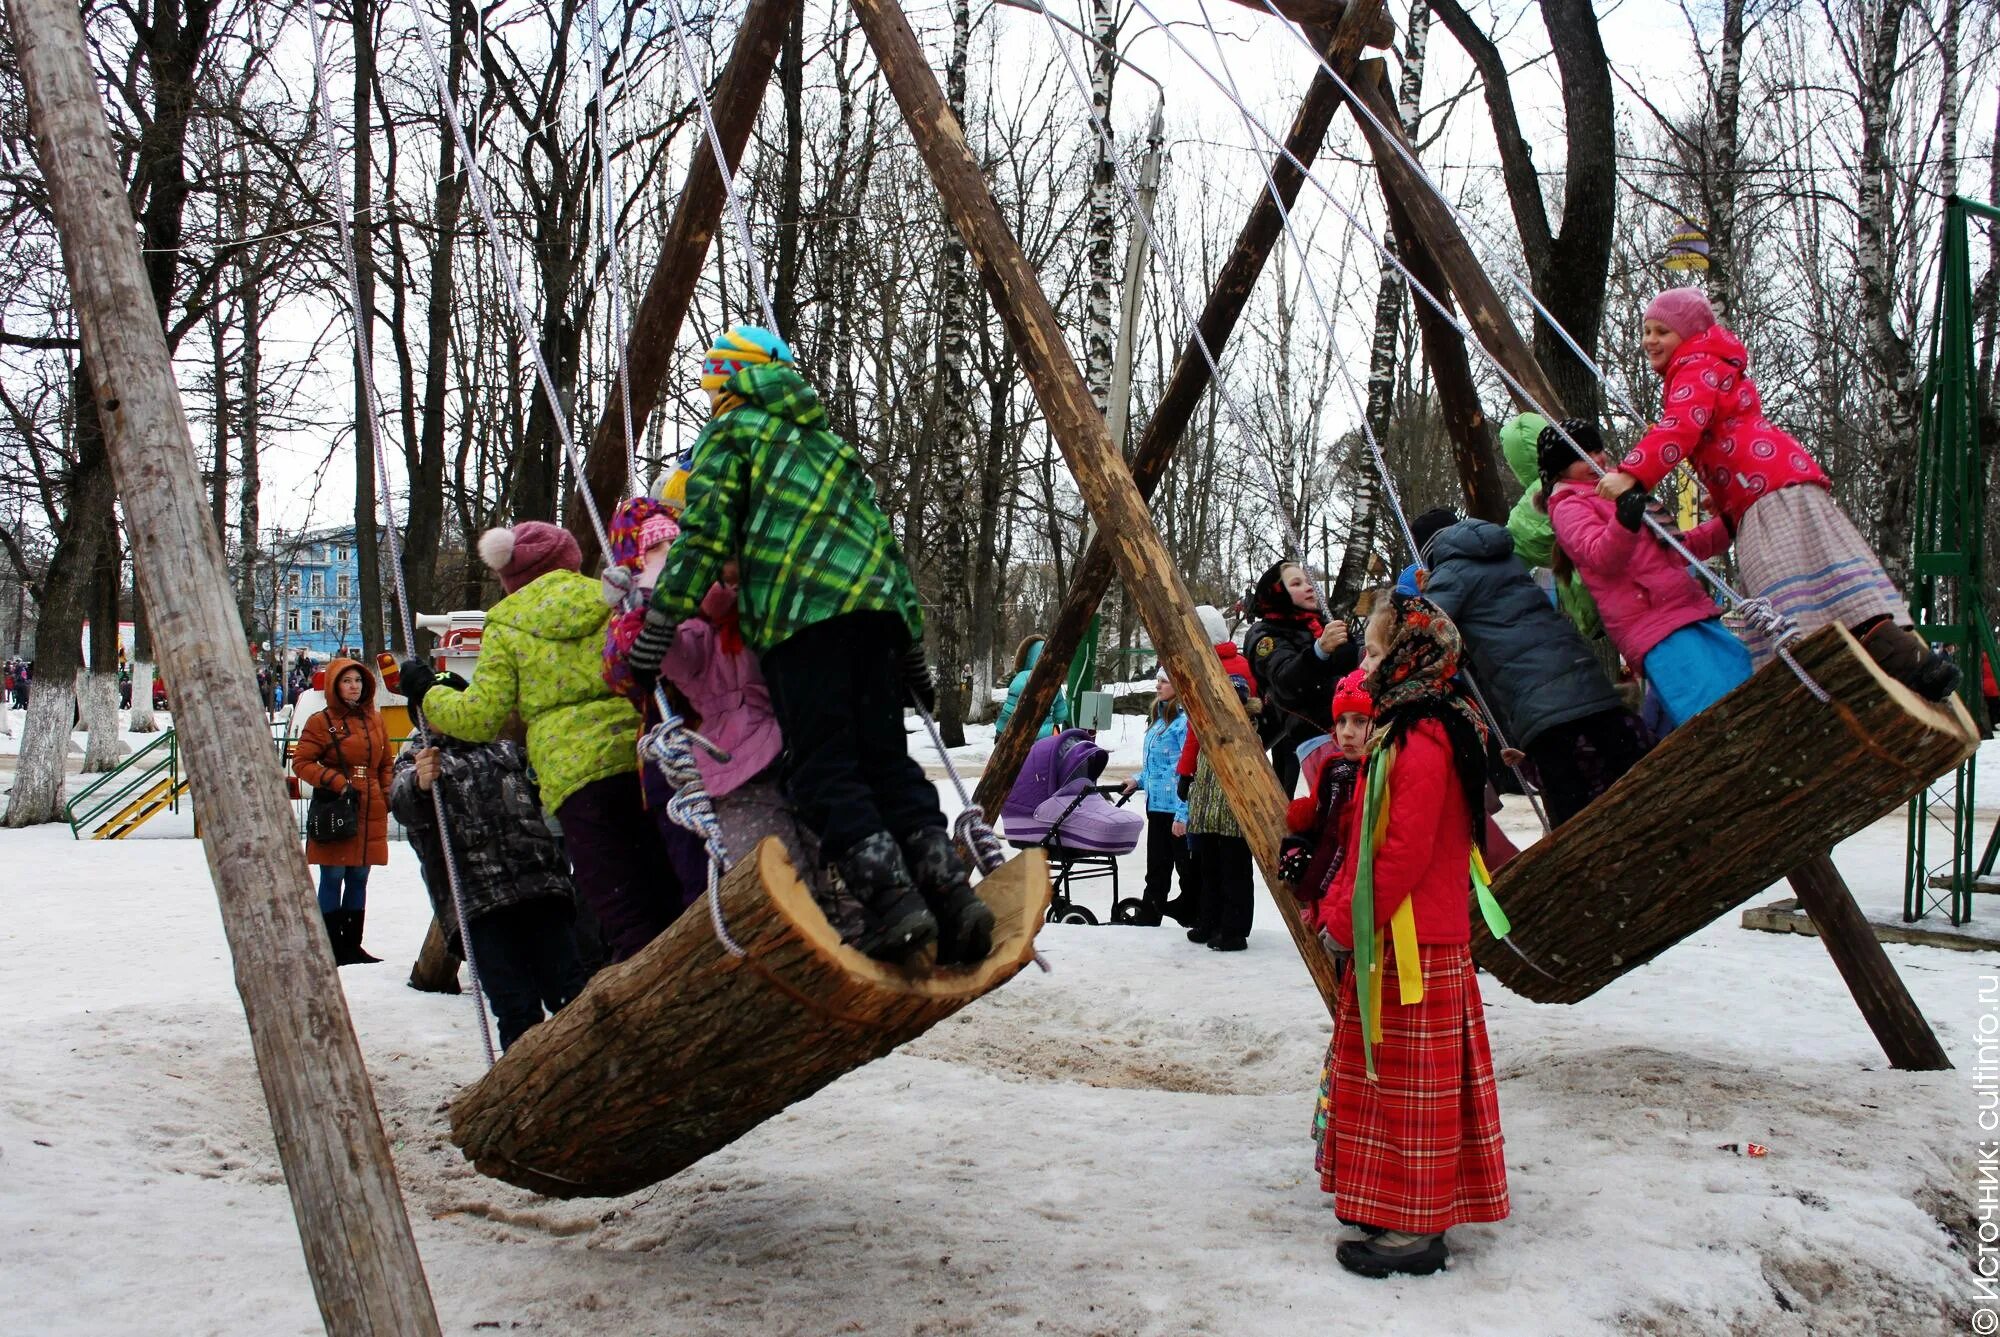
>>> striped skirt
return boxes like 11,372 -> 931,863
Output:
1736,484 -> 1910,665
1320,943 -> 1510,1234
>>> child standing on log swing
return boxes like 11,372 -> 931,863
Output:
1319,593 -> 1509,1278
1598,287 -> 1959,701
620,326 -> 992,967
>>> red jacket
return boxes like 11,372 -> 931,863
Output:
1175,640 -> 1257,776
1619,325 -> 1829,529
1323,719 -> 1472,948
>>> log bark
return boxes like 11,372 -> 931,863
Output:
970,1 -> 1383,819
1786,854 -> 1951,1070
451,842 -> 1052,1197
854,0 -> 1341,1016
408,916 -> 462,994
1475,626 -> 1977,1009
9,0 -> 442,1326
567,0 -> 801,571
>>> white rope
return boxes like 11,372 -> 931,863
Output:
1120,0 -> 1829,704
305,0 -> 496,1066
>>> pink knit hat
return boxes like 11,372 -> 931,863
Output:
478,520 -> 582,594
1644,287 -> 1716,341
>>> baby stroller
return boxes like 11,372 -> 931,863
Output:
1001,728 -> 1145,924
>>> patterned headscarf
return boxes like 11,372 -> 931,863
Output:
1366,593 -> 1489,836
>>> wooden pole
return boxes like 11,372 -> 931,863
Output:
853,0 -> 1340,1014
566,0 -> 802,570
1787,855 -> 1952,1070
1225,0 -> 1395,46
970,0 -> 1385,818
9,0 -> 444,1327
1342,59 -> 1567,420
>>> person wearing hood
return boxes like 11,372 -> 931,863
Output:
1170,604 -> 1259,952
1409,507 -> 1649,826
291,657 -> 393,964
619,326 -> 992,968
399,519 -> 689,964
1499,412 -> 1603,641
1242,559 -> 1359,796
993,635 -> 1070,739
1597,287 -> 1957,700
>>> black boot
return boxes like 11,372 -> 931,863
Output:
322,910 -> 351,964
1862,621 -> 1962,702
837,832 -> 938,965
1335,1232 -> 1448,1278
347,908 -> 381,964
899,826 -> 996,966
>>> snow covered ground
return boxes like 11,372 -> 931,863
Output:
1,752 -> 1988,1334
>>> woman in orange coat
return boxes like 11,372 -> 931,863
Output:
292,657 -> 393,965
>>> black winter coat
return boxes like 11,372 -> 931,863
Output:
1419,519 -> 1623,747
388,737 -> 575,954
1244,618 -> 1359,756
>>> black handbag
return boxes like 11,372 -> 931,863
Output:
304,717 -> 361,844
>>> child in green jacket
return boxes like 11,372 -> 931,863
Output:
624,326 -> 992,967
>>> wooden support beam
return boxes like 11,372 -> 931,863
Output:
1343,59 -> 1567,420
1786,855 -> 1952,1070
1222,0 -> 1396,47
565,0 -> 801,570
408,917 -> 461,994
852,0 -> 1340,1015
8,0 -> 443,1327
970,0 -> 1385,819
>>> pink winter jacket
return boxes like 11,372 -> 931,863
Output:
659,584 -> 784,798
1546,478 -> 1734,667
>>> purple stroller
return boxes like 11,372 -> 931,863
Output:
1001,728 -> 1145,924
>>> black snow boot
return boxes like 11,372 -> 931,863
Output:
837,832 -> 938,965
322,910 -> 354,965
899,826 -> 996,967
1862,620 -> 1962,703
1335,1232 -> 1448,1278
347,908 -> 381,964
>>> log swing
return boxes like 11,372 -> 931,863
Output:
1076,0 -> 1970,1059
304,0 -> 1054,1197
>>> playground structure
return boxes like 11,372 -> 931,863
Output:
7,0 -> 1976,1325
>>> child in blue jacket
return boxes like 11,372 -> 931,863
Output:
1122,667 -> 1196,926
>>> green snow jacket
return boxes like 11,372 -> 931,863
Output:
649,363 -> 924,654
1499,411 -> 1604,642
419,569 -> 641,814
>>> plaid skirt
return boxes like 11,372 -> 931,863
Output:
1737,485 -> 1910,665
1321,943 -> 1509,1233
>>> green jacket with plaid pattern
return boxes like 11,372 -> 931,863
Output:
648,364 -> 924,653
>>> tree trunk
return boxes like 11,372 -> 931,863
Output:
352,0 -> 384,657
235,245 -> 262,638
1082,0 -> 1117,413
773,1 -> 806,341
1474,626 -> 1974,1013
1855,0 -> 1918,577
1706,0 -> 1745,321
408,917 -> 462,994
128,583 -> 159,731
11,0 -> 447,1313
451,841 -> 1051,1197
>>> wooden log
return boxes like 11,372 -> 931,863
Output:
565,0 -> 801,571
8,0 -> 442,1326
1344,59 -> 1567,420
1474,626 -> 1978,1007
1785,854 -> 1952,1070
450,842 -> 1052,1197
970,0 -> 1386,820
408,916 -> 461,994
852,0 -> 1342,1016
1222,0 -> 1396,47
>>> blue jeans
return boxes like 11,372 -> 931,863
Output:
1644,619 -> 1754,730
316,864 -> 371,914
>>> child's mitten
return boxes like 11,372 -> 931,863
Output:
900,642 -> 938,713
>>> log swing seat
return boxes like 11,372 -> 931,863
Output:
1472,625 -> 1980,1005
450,841 -> 1053,1198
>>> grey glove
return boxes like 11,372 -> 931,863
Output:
901,642 -> 937,714
627,608 -> 676,692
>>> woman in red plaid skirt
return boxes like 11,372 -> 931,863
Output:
1318,592 -> 1509,1278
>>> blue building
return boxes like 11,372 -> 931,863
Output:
260,525 -> 381,662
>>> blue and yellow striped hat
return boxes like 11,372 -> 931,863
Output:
700,325 -> 794,396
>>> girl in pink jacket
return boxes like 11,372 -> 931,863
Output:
1540,419 -> 1752,729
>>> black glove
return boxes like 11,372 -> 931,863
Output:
1278,837 -> 1311,884
626,608 -> 676,694
398,658 -> 437,709
1616,483 -> 1651,533
901,642 -> 937,714
1176,774 -> 1192,802
437,671 -> 468,693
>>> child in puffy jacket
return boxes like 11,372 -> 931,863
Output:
1173,605 -> 1259,953
621,326 -> 989,966
1121,667 -> 1195,927
604,496 -> 865,943
1597,287 -> 1957,700
1541,419 -> 1753,730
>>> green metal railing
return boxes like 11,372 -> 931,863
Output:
66,728 -> 181,839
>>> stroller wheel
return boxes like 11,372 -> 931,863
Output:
1053,903 -> 1099,926
1111,897 -> 1152,925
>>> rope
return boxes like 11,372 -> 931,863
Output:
305,0 -> 496,1066
1126,0 -> 1828,705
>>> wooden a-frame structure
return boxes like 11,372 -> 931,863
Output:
10,0 -> 1962,1322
